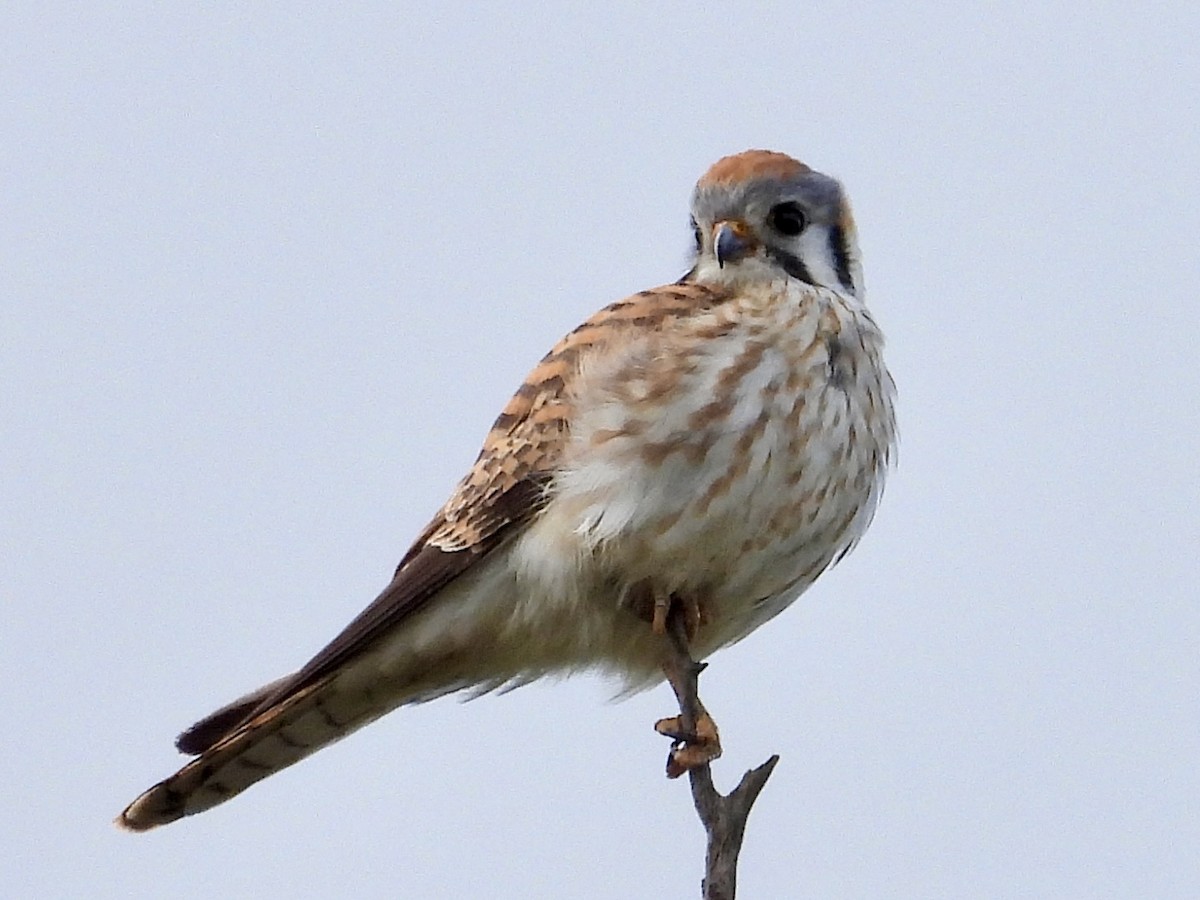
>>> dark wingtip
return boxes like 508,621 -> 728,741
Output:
175,706 -> 248,755
174,675 -> 292,755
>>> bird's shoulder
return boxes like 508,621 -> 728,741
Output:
414,279 -> 735,557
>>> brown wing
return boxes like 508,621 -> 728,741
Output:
178,282 -> 731,754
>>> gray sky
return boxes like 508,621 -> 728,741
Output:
4,3 -> 1198,898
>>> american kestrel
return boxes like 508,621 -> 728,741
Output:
118,149 -> 897,831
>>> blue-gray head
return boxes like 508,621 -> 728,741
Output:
687,150 -> 863,297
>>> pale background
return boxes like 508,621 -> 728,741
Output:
3,4 -> 1197,898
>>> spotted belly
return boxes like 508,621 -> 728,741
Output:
513,285 -> 895,665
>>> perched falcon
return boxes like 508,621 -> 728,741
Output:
118,149 -> 897,831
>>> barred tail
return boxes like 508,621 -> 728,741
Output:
116,672 -> 385,831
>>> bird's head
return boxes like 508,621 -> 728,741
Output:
686,150 -> 862,298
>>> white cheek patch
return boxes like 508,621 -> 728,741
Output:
795,226 -> 842,292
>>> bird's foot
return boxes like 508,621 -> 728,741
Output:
655,599 -> 720,778
655,710 -> 723,778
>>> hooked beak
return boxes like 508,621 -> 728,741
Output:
713,220 -> 755,268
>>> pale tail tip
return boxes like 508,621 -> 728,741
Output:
114,789 -> 172,833
115,813 -> 144,832
114,805 -> 155,833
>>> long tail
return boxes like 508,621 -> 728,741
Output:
116,671 -> 387,831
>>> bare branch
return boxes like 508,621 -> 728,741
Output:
689,755 -> 780,900
660,610 -> 780,899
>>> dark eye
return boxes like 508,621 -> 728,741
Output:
767,202 -> 806,237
